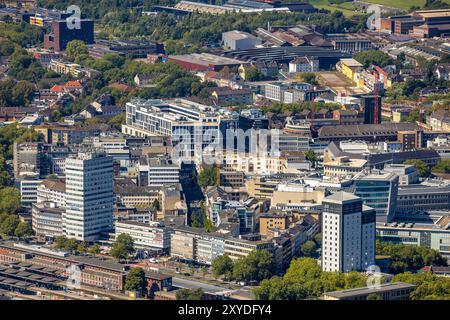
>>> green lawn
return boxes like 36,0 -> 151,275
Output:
310,0 -> 450,13
362,0 -> 427,10
309,0 -> 364,16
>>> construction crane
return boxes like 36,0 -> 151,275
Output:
374,71 -> 380,125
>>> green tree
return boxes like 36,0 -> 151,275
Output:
244,66 -> 262,81
64,238 -> 79,253
108,113 -> 125,130
0,214 -> 19,236
88,243 -> 101,256
212,255 -> 233,279
176,288 -> 205,300
66,40 -> 89,62
111,233 -> 135,261
0,187 -> 21,214
12,80 -> 35,106
367,293 -> 380,300
14,221 -> 33,238
353,50 -> 394,68
314,233 -> 322,247
233,250 -> 275,283
404,159 -> 430,177
305,150 -> 318,167
77,242 -> 88,254
125,267 -> 147,294
299,72 -> 318,85
190,211 -> 200,228
300,240 -> 318,257
200,202 -> 214,232
254,257 -> 369,300
393,272 -> 450,300
55,236 -> 68,250
432,159 -> 450,174
197,166 -> 218,189
377,241 -> 447,274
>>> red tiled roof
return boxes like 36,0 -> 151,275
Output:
64,80 -> 82,88
50,85 -> 64,92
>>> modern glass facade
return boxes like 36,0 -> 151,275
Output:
353,173 -> 399,221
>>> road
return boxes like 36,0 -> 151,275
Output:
172,277 -> 231,294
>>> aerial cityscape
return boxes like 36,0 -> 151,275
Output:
0,0 -> 450,306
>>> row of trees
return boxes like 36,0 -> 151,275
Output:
0,188 -> 32,238
404,159 -> 450,177
190,202 -> 215,232
211,250 -> 275,283
393,272 -> 450,300
54,236 -> 101,255
376,241 -> 447,274
254,257 -> 368,300
251,241 -> 448,300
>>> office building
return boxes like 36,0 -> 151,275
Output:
20,179 -> 43,208
396,184 -> 450,213
223,46 -> 351,69
13,142 -> 46,179
224,235 -> 274,261
123,99 -> 223,164
64,152 -> 114,241
170,226 -> 226,265
264,82 -> 327,104
323,156 -> 367,178
376,212 -> 450,256
321,192 -> 376,272
32,201 -> 64,238
209,87 -> 253,106
398,130 -> 422,151
383,164 -> 419,185
353,171 -> 399,221
138,156 -> 180,187
115,221 -> 172,254
44,19 -> 94,51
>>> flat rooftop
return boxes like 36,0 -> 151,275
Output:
223,30 -> 259,41
169,53 -> 246,66
323,191 -> 361,204
324,282 -> 415,299
339,58 -> 363,67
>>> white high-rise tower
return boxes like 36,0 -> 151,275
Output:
64,152 -> 113,241
322,191 -> 376,272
